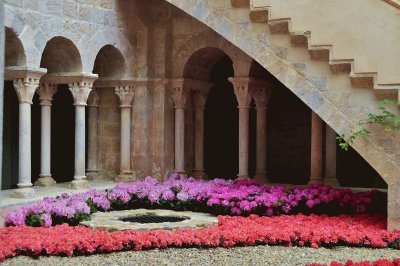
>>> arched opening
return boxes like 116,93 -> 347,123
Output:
39,37 -> 82,183
93,45 -> 126,78
51,87 -> 75,183
204,55 -> 239,178
2,81 -> 19,189
5,27 -> 26,67
40,36 -> 82,73
2,28 -> 26,189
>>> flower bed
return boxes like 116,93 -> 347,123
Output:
5,174 -> 385,227
0,214 -> 399,262
308,258 -> 400,266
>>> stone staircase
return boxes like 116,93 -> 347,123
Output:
164,0 -> 400,229
238,0 -> 400,100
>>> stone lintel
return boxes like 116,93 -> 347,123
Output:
40,72 -> 98,85
4,66 -> 47,81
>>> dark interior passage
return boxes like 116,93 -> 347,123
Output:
31,93 -> 41,183
2,81 -> 19,189
204,56 -> 239,179
51,85 -> 75,183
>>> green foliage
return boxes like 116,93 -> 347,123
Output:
337,99 -> 399,150
25,213 -> 44,227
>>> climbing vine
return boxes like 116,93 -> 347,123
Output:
336,99 -> 400,150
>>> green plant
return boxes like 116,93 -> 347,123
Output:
337,99 -> 400,150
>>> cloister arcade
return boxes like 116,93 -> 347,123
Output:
2,23 -> 384,200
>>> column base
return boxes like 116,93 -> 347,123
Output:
34,175 -> 56,187
253,173 -> 268,184
86,170 -> 99,180
237,174 -> 249,179
69,179 -> 90,189
192,169 -> 207,179
115,173 -> 134,183
308,178 -> 323,185
323,176 -> 340,187
388,217 -> 400,231
11,187 -> 35,199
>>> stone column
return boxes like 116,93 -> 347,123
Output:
0,1 -> 4,190
323,125 -> 340,187
68,82 -> 92,189
171,86 -> 188,174
309,111 -> 324,184
34,83 -> 57,187
12,77 -> 40,197
229,77 -> 252,179
115,86 -> 135,182
251,85 -> 272,184
86,89 -> 100,180
192,88 -> 210,179
388,180 -> 400,231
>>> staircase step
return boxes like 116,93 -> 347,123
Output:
269,19 -> 289,34
231,0 -> 250,8
249,9 -> 269,22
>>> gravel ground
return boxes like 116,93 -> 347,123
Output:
2,245 -> 400,266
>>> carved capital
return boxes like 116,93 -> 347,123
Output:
229,77 -> 252,108
115,86 -> 134,107
250,82 -> 272,109
171,86 -> 188,108
193,88 -> 210,109
68,82 -> 93,106
87,89 -> 100,107
13,77 -> 40,104
37,83 -> 57,106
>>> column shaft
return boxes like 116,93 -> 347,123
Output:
193,107 -> 205,178
74,105 -> 86,179
18,102 -> 32,187
324,125 -> 340,187
120,107 -> 131,173
309,112 -> 323,184
238,107 -> 250,178
87,106 -> 98,173
254,107 -> 267,181
40,105 -> 51,176
175,107 -> 185,173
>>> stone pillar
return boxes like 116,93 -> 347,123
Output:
323,125 -> 340,187
192,88 -> 210,179
251,85 -> 272,184
86,89 -> 100,180
68,82 -> 92,189
0,1 -> 4,190
309,111 -> 324,184
115,86 -> 135,182
12,77 -> 41,197
171,86 -> 188,174
229,77 -> 252,179
34,83 -> 57,187
388,180 -> 400,231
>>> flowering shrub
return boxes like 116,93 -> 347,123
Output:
5,173 -> 385,227
0,214 -> 399,262
308,258 -> 400,266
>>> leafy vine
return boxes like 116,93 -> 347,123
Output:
336,99 -> 400,150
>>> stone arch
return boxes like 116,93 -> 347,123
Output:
183,47 -> 232,81
40,36 -> 82,73
80,29 -> 134,75
164,0 -> 399,186
93,45 -> 126,78
5,27 -> 26,67
173,31 -> 252,78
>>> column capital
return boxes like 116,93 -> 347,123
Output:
115,86 -> 134,107
13,77 -> 41,104
68,82 -> 93,106
229,77 -> 252,108
251,86 -> 272,109
37,83 -> 57,106
87,89 -> 100,107
193,88 -> 210,109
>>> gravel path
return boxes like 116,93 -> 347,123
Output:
2,246 -> 400,266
